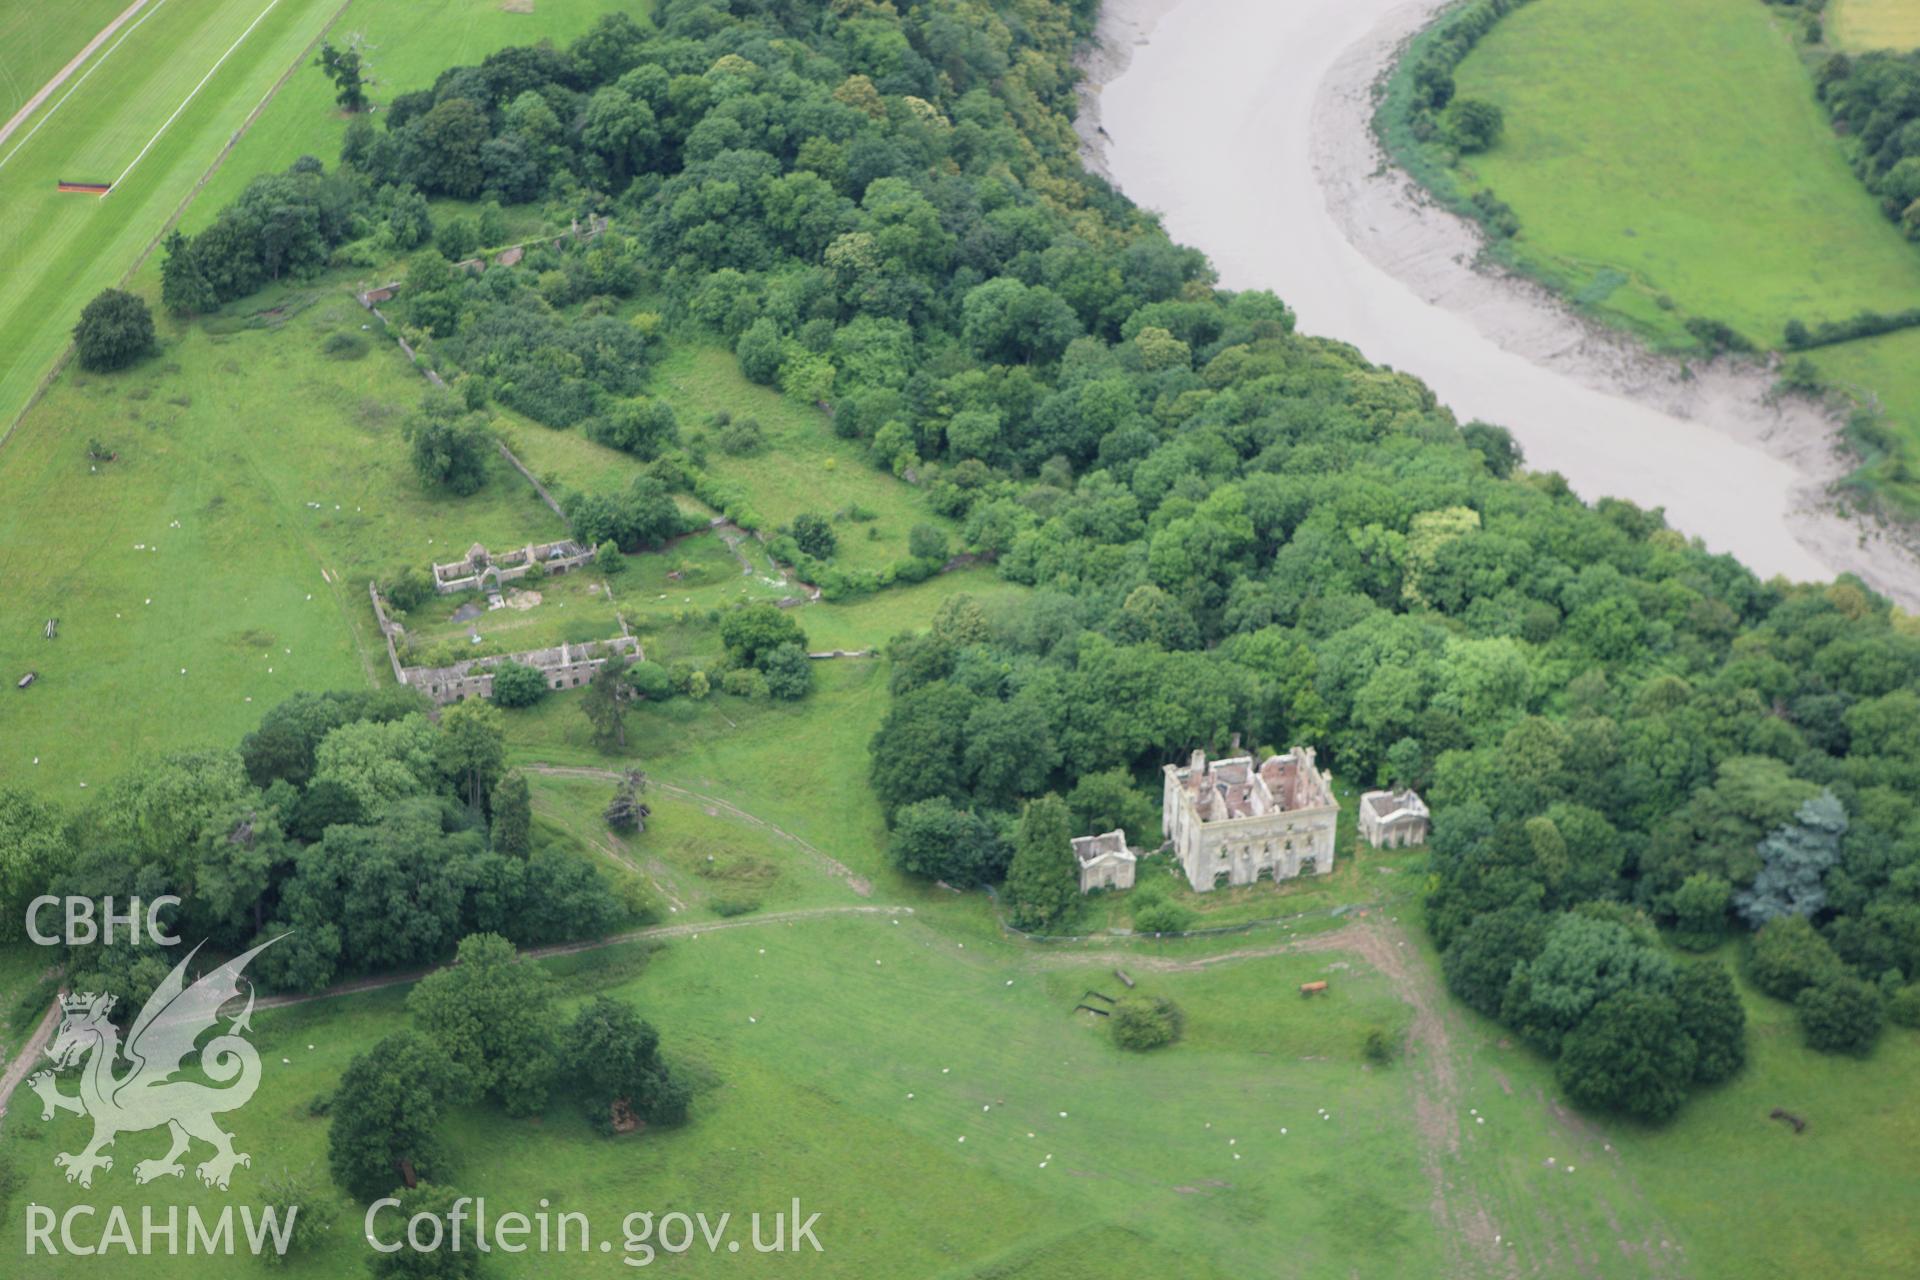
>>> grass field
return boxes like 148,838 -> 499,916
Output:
398,527 -> 795,666
6,553 -> 1920,1276
0,264 -> 976,799
1831,0 -> 1920,50
174,0 -> 652,233
1443,0 -> 1920,507
1452,0 -> 1920,346
0,286 -> 569,795
0,0 -> 134,125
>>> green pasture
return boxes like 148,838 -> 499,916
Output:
659,347 -> 951,576
527,770 -> 855,919
400,574 -> 631,665
1830,0 -> 1920,50
1618,941 -> 1920,1278
503,660 -> 907,894
22,853 -> 1905,1278
1805,326 -> 1920,506
0,270 -> 987,800
1451,0 -> 1920,347
1441,0 -> 1920,507
0,942 -> 58,1064
0,0 -> 132,124
798,568 -> 1032,652
0,905 -> 1514,1278
401,528 -> 792,665
0,286 -> 566,796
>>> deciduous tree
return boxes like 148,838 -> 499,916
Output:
73,289 -> 155,372
1556,990 -> 1695,1121
407,933 -> 557,1115
557,996 -> 689,1133
328,1032 -> 459,1202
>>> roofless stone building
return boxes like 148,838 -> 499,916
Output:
1072,830 -> 1136,893
1359,789 -> 1430,848
1162,747 -> 1339,892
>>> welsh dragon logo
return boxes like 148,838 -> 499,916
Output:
28,937 -> 280,1190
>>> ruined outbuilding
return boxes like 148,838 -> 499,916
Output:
369,582 -> 639,705
1359,789 -> 1430,849
432,541 -> 593,594
1162,747 -> 1338,892
402,636 -> 642,704
1072,829 -> 1135,893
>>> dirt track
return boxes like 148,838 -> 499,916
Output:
0,999 -> 63,1120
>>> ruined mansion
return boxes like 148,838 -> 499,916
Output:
1162,747 -> 1340,892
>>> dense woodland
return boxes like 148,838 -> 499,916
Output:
13,0 -> 1916,1126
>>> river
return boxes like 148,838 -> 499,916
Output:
1078,0 -> 1920,606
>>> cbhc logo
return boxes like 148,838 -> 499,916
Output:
25,896 -> 181,946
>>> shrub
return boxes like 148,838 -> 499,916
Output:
587,398 -> 678,459
760,642 -> 814,700
720,667 -> 769,699
1796,973 -> 1885,1056
73,289 -> 156,371
790,512 -> 836,559
1683,316 -> 1754,355
719,603 -> 807,668
1669,872 -> 1730,951
436,215 -> 479,261
490,661 -> 549,708
711,894 -> 761,917
321,330 -> 370,360
736,319 -> 783,385
404,396 -> 492,496
1128,881 -> 1195,934
1110,995 -> 1183,1051
1363,1026 -> 1399,1065
1783,306 -> 1920,351
1888,984 -> 1920,1029
626,659 -> 674,701
1674,961 -> 1747,1084
256,1165 -> 339,1266
888,797 -> 1010,886
908,523 -> 950,562
1555,990 -> 1695,1120
382,566 -> 436,613
1468,189 -> 1520,237
1747,916 -> 1843,1001
596,540 -> 625,573
477,201 -> 508,247
1445,98 -> 1504,152
719,416 -> 765,455
1775,357 -> 1825,397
